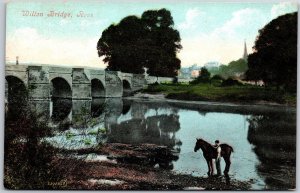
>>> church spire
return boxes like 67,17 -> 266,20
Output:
243,40 -> 248,61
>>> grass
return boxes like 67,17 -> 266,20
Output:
66,131 -> 76,140
83,138 -> 92,145
87,127 -> 107,135
142,83 -> 296,105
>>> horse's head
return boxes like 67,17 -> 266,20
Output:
194,138 -> 204,152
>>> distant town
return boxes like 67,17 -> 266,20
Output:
178,41 -> 248,80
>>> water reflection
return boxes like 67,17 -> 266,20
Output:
247,113 -> 296,190
91,98 -> 105,118
51,98 -> 72,122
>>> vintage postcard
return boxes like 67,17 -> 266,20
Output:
4,0 -> 297,190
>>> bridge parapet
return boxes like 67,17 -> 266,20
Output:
5,64 -> 165,100
146,76 -> 174,84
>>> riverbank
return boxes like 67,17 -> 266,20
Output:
141,83 -> 296,106
51,143 -> 252,190
130,93 -> 296,115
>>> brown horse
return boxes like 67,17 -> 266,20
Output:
194,138 -> 233,176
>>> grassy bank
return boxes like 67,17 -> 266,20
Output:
142,83 -> 296,106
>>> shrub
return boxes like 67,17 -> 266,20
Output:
221,78 -> 243,87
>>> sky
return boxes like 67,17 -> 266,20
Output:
5,0 -> 298,68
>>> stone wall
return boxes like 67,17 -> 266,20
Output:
5,64 -> 181,99
72,68 -> 91,99
105,71 -> 123,97
27,66 -> 50,101
145,76 -> 174,84
132,74 -> 146,91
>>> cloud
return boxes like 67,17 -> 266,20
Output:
6,28 -> 105,68
178,8 -> 205,30
271,2 -> 298,18
178,8 -> 265,67
212,8 -> 265,39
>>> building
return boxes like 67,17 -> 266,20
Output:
204,61 -> 221,70
178,64 -> 201,78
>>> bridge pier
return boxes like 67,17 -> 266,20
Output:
27,66 -> 51,117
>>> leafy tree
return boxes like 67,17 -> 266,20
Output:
211,74 -> 224,81
191,67 -> 211,84
199,67 -> 211,82
246,12 -> 297,92
97,9 -> 182,77
214,59 -> 248,79
245,52 -> 263,83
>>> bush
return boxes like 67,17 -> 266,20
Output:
211,74 -> 224,80
190,67 -> 211,84
221,78 -> 243,87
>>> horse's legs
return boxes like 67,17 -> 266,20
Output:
206,159 -> 211,176
206,159 -> 214,176
223,155 -> 231,175
210,159 -> 214,175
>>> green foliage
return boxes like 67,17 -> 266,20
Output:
190,67 -> 211,84
83,138 -> 92,145
98,127 -> 107,134
66,131 -> 76,140
211,74 -> 224,80
221,78 -> 243,87
246,12 -> 297,92
87,127 -> 106,135
4,109 -> 63,189
142,83 -> 296,105
97,8 -> 182,77
214,59 -> 248,79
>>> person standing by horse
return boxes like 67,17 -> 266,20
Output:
194,138 -> 233,176
214,140 -> 222,176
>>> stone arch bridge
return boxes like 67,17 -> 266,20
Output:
5,65 -> 150,102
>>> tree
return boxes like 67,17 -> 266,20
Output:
97,9 -> 182,77
246,12 -> 297,92
199,67 -> 211,82
191,67 -> 211,84
214,59 -> 248,79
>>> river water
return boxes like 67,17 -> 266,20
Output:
7,98 -> 296,190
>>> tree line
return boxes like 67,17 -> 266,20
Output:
97,9 -> 297,93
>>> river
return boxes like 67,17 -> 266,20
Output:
6,98 -> 296,190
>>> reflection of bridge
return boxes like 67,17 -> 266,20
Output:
5,65 -> 147,100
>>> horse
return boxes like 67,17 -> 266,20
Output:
194,138 -> 233,176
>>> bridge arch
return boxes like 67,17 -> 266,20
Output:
5,75 -> 27,103
50,77 -> 72,99
123,79 -> 132,97
5,76 -> 28,118
91,78 -> 105,98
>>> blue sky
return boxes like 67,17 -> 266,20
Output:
6,0 -> 298,68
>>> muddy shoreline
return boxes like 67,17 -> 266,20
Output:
53,143 -> 252,190
127,93 -> 296,115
